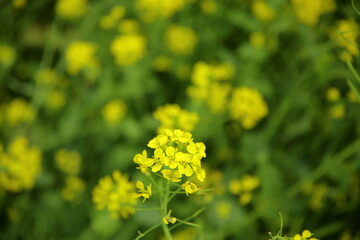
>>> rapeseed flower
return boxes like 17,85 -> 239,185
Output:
35,68 -> 61,86
5,99 -> 35,126
165,24 -> 197,56
136,0 -> 191,22
251,0 -> 276,23
326,87 -> 341,102
110,33 -> 146,66
46,90 -> 66,110
187,62 -> 234,114
61,176 -> 85,201
101,99 -> 126,126
229,174 -> 260,205
92,170 -> 137,219
229,87 -> 268,129
133,129 -> 206,195
153,104 -> 198,133
56,0 -> 88,19
55,149 -> 81,175
331,20 -> 359,59
0,136 -> 42,192
65,41 -> 99,76
152,55 -> 172,72
0,44 -> 16,67
292,0 -> 336,27
118,19 -> 140,33
134,181 -> 152,201
163,210 -> 177,224
294,230 -> 318,240
99,5 -> 126,30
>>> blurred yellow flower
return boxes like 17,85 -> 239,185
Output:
55,149 -> 81,175
61,176 -> 86,201
35,68 -> 61,86
229,87 -> 268,129
56,0 -> 88,19
65,41 -> 99,75
331,20 -> 359,58
92,170 -> 137,219
101,99 -> 126,126
152,55 -> 172,72
99,5 -> 126,30
153,104 -> 199,133
329,104 -> 345,119
229,175 -> 260,205
292,0 -> 336,27
0,136 -> 42,192
216,201 -> 231,219
250,32 -> 266,48
188,62 -> 234,114
12,0 -> 27,8
46,90 -> 66,110
200,0 -> 217,15
5,99 -> 35,126
118,19 -> 140,33
0,44 -> 16,67
252,0 -> 276,23
110,33 -> 146,66
326,87 -> 340,102
136,0 -> 191,22
166,24 -> 197,56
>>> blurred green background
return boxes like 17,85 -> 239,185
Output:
0,0 -> 359,239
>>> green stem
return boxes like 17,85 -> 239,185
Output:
161,181 -> 173,240
135,222 -> 162,240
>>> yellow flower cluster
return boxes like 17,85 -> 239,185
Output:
229,87 -> 268,129
61,176 -> 85,201
165,24 -> 198,56
35,68 -> 66,110
3,98 -> 35,126
0,44 -> 16,67
55,149 -> 85,201
229,174 -> 260,205
99,6 -> 126,30
294,230 -> 318,240
101,99 -> 126,126
325,87 -> 345,119
55,149 -> 81,175
136,0 -> 192,22
251,0 -> 276,23
110,33 -> 146,66
133,129 -> 206,195
92,170 -> 137,219
187,61 -> 234,114
65,41 -> 99,76
291,0 -> 336,27
118,19 -> 140,34
331,20 -> 359,61
153,104 -> 199,133
0,136 -> 42,192
56,0 -> 88,19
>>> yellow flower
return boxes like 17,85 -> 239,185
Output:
12,0 -> 27,8
163,210 -> 177,224
55,149 -> 81,175
0,44 -> 16,66
65,41 -> 99,75
56,0 -> 88,19
329,104 -> 345,119
134,181 -> 152,201
92,170 -> 137,219
152,55 -> 172,72
118,19 -> 140,33
0,136 -> 42,192
153,104 -> 199,133
326,87 -> 340,102
216,202 -> 231,219
331,20 -> 359,57
99,5 -> 126,30
229,175 -> 260,205
35,68 -> 61,86
110,33 -> 146,66
165,24 -> 198,56
252,0 -> 276,23
5,99 -> 35,126
182,181 -> 199,195
229,87 -> 268,129
61,176 -> 86,201
46,90 -> 66,110
200,0 -> 217,15
187,62 -> 234,114
135,129 -> 206,185
250,31 -> 266,48
294,230 -> 317,240
101,99 -> 126,126
292,0 -> 336,27
136,0 -> 191,22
